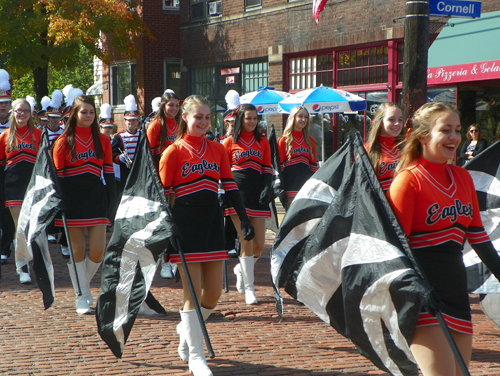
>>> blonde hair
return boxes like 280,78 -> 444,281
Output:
8,99 -> 37,153
366,103 -> 402,170
176,95 -> 210,142
283,106 -> 313,159
396,102 -> 460,172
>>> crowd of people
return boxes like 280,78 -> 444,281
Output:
1,63 -> 499,375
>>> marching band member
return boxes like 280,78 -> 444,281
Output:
159,95 -> 254,376
146,89 -> 180,171
112,95 -> 140,199
146,89 -> 180,278
52,95 -> 115,314
365,103 -> 404,191
98,103 -> 115,139
387,102 -> 500,375
223,104 -> 273,305
0,99 -> 42,283
0,69 -> 14,266
36,96 -> 51,129
278,106 -> 317,208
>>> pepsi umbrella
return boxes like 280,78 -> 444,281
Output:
278,86 -> 366,114
240,86 -> 289,115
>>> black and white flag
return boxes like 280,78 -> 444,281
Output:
271,132 -> 433,376
16,132 -> 65,309
463,141 -> 500,327
96,133 -> 177,358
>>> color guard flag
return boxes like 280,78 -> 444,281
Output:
271,132 -> 434,376
16,132 -> 65,309
462,141 -> 500,327
96,134 -> 178,358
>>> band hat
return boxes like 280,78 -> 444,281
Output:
124,94 -> 139,119
46,90 -> 63,117
0,69 -> 11,103
37,96 -> 51,120
26,95 -> 37,113
46,107 -> 62,118
99,119 -> 114,127
99,103 -> 114,126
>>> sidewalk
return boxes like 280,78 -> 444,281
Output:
1,230 -> 500,375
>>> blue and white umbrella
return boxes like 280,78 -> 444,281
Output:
240,86 -> 289,115
278,86 -> 366,114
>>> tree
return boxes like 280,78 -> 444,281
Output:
0,0 -> 152,105
11,45 -> 94,102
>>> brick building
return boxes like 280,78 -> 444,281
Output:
101,0 -> 500,159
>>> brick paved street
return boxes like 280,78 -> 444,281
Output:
1,230 -> 500,375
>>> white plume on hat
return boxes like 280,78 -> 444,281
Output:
62,84 -> 73,100
0,69 -> 10,91
26,96 -> 36,112
50,90 -> 63,109
151,97 -> 161,112
124,94 -> 137,112
225,90 -> 240,110
164,89 -> 175,95
66,87 -> 83,107
100,103 -> 112,119
40,96 -> 51,111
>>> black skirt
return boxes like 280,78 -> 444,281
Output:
282,164 -> 314,197
55,174 -> 110,227
167,200 -> 227,263
224,170 -> 270,217
4,162 -> 34,205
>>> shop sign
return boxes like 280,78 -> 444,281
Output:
427,60 -> 500,84
429,0 -> 481,18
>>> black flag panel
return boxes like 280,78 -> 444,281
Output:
271,132 -> 432,376
96,133 -> 177,358
16,132 -> 65,309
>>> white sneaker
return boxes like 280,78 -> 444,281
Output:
245,289 -> 258,305
19,272 -> 31,284
60,245 -> 70,258
1,255 -> 7,265
47,234 -> 57,243
161,262 -> 173,279
233,263 -> 244,294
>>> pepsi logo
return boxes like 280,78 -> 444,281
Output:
312,104 -> 320,112
257,106 -> 264,113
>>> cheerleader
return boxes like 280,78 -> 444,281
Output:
52,95 -> 116,314
278,106 -> 317,208
222,104 -> 273,305
365,103 -> 403,191
159,95 -> 254,376
387,102 -> 500,375
146,89 -> 180,171
0,99 -> 42,284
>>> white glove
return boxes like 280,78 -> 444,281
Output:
119,154 -> 128,164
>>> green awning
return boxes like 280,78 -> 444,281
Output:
428,10 -> 500,67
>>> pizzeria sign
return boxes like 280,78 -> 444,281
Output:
427,60 -> 500,84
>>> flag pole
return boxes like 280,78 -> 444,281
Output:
223,259 -> 228,293
435,312 -> 470,376
175,237 -> 214,358
61,212 -> 82,296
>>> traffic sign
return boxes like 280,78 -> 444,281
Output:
429,0 -> 481,18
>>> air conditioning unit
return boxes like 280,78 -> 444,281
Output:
163,0 -> 179,10
208,1 -> 222,16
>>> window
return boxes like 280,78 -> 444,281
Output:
337,47 -> 388,87
110,62 -> 136,107
289,54 -> 333,91
164,59 -> 181,95
163,0 -> 179,10
245,0 -> 261,9
191,0 -> 206,20
191,67 -> 215,97
242,62 -> 268,94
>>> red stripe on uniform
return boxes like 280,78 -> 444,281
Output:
417,312 -> 473,334
223,208 -> 271,218
55,218 -> 110,227
169,251 -> 229,264
5,200 -> 23,207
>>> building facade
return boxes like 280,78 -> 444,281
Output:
102,0 -> 500,159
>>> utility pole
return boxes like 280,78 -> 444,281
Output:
402,0 -> 430,125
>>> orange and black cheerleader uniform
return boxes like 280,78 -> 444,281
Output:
0,126 -> 42,207
222,131 -> 273,218
366,136 -> 400,192
278,130 -> 317,198
52,126 -> 115,227
388,157 -> 500,334
147,117 -> 178,170
159,134 -> 241,263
